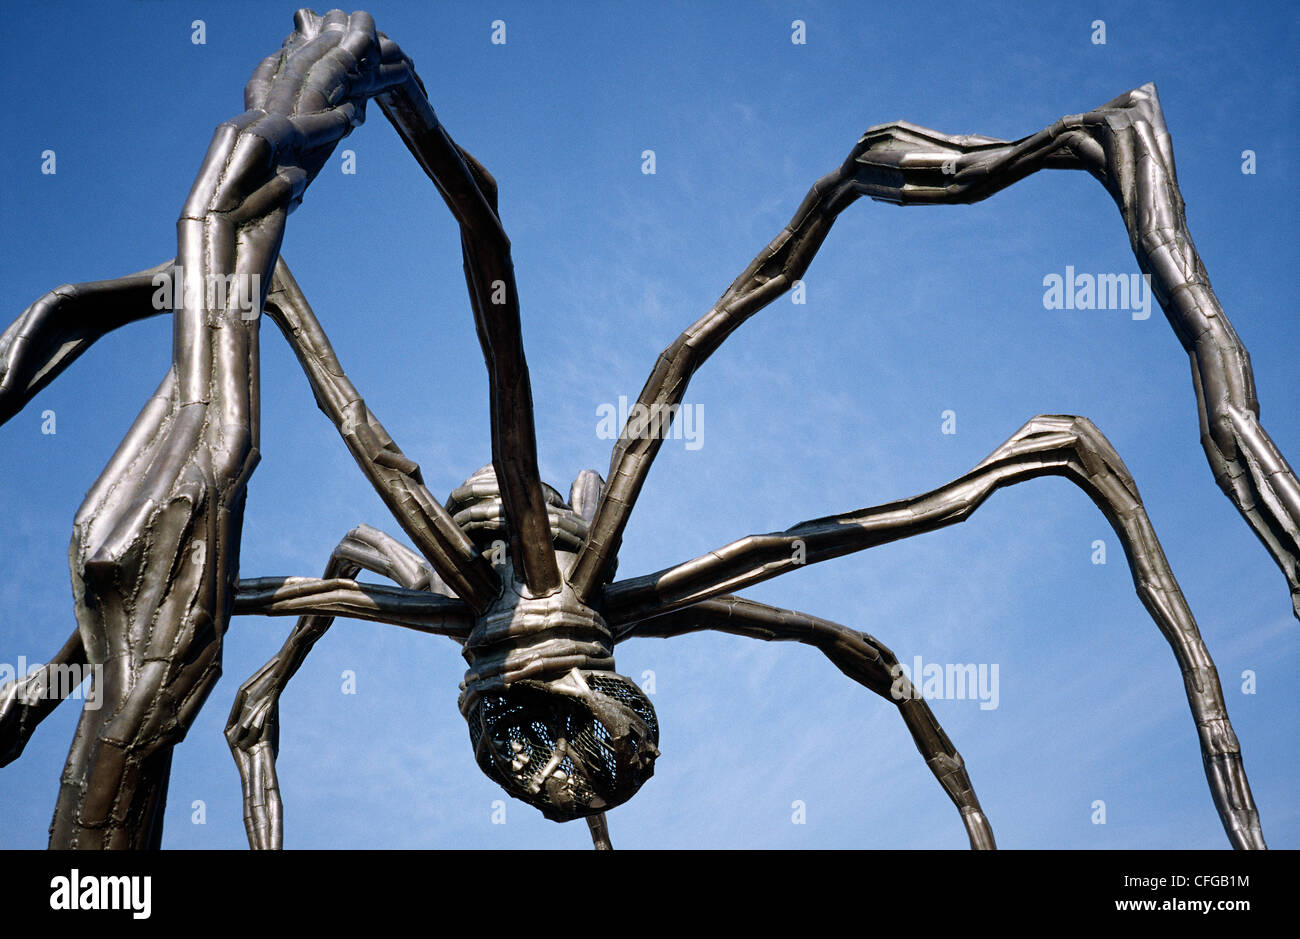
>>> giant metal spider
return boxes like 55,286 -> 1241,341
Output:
0,9 -> 1295,850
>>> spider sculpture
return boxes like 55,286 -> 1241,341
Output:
0,9 -> 1295,850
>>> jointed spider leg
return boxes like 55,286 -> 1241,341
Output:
851,84 -> 1298,620
603,415 -> 1265,849
234,566 -> 624,848
573,85 -> 1298,622
0,375 -> 186,776
47,9 -> 460,849
227,524 -> 468,849
265,260 -> 500,610
375,62 -> 562,596
1,263 -> 178,755
0,260 -> 174,426
233,576 -> 471,633
615,595 -> 994,849
0,628 -> 89,768
4,251 -> 511,614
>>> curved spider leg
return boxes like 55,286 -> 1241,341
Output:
850,84 -> 1298,620
0,260 -> 174,425
265,260 -> 499,609
49,10 -> 441,849
0,262 -> 205,755
603,415 -> 1265,849
0,263 -> 176,749
0,628 -> 89,768
572,85 -> 1299,622
227,524 -> 469,849
233,576 -> 471,633
614,595 -> 995,849
372,51 -> 562,596
564,107 -> 926,597
2,550 -> 466,768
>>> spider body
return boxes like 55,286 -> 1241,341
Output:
448,466 -> 658,822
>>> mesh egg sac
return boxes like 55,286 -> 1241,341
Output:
464,672 -> 658,822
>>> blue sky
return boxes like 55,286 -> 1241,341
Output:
0,0 -> 1295,849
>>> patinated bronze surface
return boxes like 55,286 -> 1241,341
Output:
1,9 -> 1293,850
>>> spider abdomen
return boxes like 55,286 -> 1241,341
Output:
448,466 -> 658,821
457,572 -> 659,821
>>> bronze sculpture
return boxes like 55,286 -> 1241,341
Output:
0,9 -> 1293,850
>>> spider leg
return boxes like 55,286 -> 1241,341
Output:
54,143 -> 287,846
226,524 -> 468,849
586,812 -> 613,850
0,260 -> 174,425
854,85 -> 1298,619
48,11 -> 385,847
0,263 -> 174,752
233,576 -> 470,633
567,469 -> 616,847
2,560 -> 471,766
0,628 -> 89,767
265,260 -> 500,610
571,85 -> 1298,622
20,11 -> 533,849
374,60 -> 562,596
603,414 -> 1265,849
616,595 -> 994,848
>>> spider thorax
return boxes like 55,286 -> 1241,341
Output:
448,466 -> 659,822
